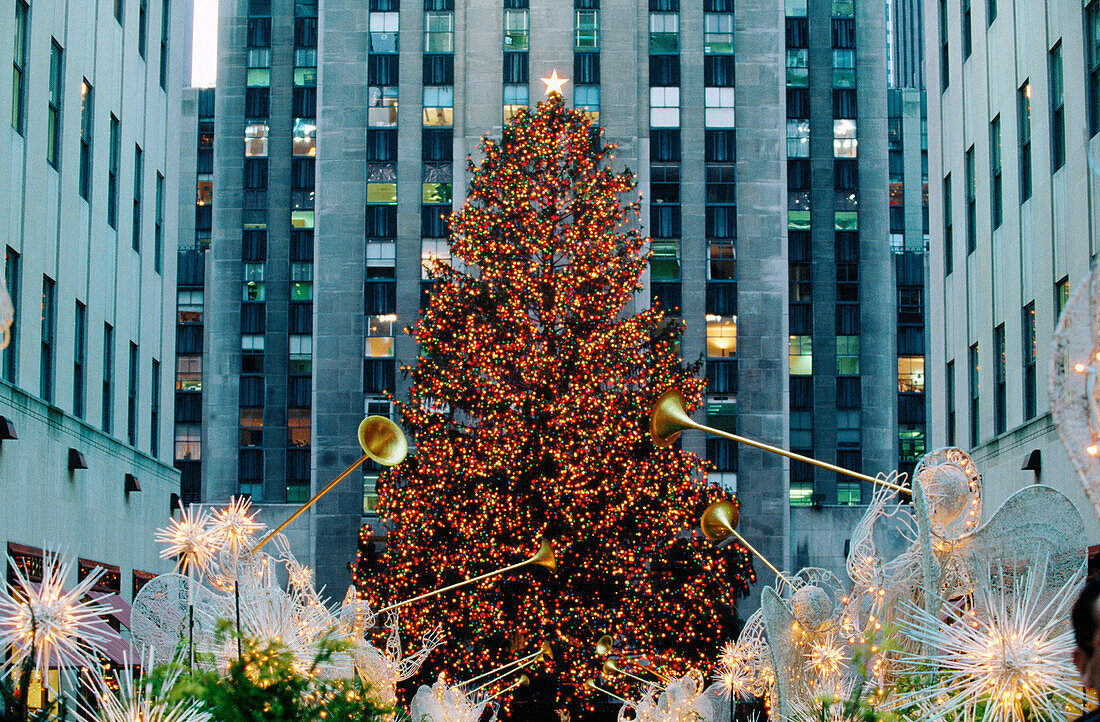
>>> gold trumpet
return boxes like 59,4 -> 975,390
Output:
594,634 -> 673,683
492,673 -> 530,698
462,643 -> 553,688
254,416 -> 408,552
701,500 -> 787,582
584,678 -> 631,705
650,391 -> 909,494
373,539 -> 557,616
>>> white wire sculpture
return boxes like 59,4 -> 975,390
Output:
409,674 -> 494,722
1051,263 -> 1100,519
616,672 -> 725,722
73,650 -> 212,722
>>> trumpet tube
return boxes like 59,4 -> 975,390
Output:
585,679 -> 631,705
466,656 -> 539,695
618,657 -> 673,684
490,674 -> 530,699
462,648 -> 544,687
253,453 -> 369,553
603,660 -> 653,688
651,391 -> 909,495
375,541 -> 554,615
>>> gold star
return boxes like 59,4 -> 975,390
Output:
540,69 -> 568,96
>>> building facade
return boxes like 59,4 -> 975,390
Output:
204,0 -> 895,598
0,0 -> 191,596
926,0 -> 1100,538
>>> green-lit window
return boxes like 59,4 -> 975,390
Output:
291,210 -> 314,229
786,49 -> 808,87
651,239 -> 680,280
367,162 -> 397,204
243,263 -> 265,301
425,12 -> 454,53
785,0 -> 807,15
422,183 -> 452,204
833,49 -> 855,88
837,335 -> 859,374
787,119 -> 809,158
291,262 -> 313,301
504,9 -> 529,50
707,315 -> 737,357
650,13 -> 678,53
790,484 -> 814,506
832,0 -> 854,16
899,424 -> 926,462
575,10 -> 599,50
294,67 -> 317,86
837,483 -> 861,505
789,335 -> 812,375
704,13 -> 734,54
834,211 -> 858,231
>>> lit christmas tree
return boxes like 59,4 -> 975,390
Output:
356,92 -> 753,706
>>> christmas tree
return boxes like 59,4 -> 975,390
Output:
357,92 -> 753,705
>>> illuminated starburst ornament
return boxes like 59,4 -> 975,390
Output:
714,640 -> 754,700
891,558 -> 1083,722
0,554 -> 110,688
209,496 -> 263,557
155,505 -> 218,577
74,650 -> 212,722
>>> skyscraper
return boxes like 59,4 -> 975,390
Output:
0,0 -> 191,596
927,0 -> 1100,539
205,0 -> 894,596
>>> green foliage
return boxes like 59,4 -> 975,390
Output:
159,630 -> 392,722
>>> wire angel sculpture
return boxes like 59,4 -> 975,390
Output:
409,674 -> 495,722
617,671 -> 724,722
354,608 -> 445,706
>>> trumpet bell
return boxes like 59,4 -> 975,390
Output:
584,678 -> 598,690
358,415 -> 408,467
595,634 -> 614,657
529,539 -> 557,572
517,674 -> 530,688
649,390 -> 696,448
540,641 -> 554,661
700,500 -> 739,542
601,658 -> 621,676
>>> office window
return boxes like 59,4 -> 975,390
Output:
365,314 -> 396,357
159,0 -> 170,88
288,407 -> 310,448
943,174 -> 953,275
708,241 -> 735,279
650,12 -> 678,53
47,41 -> 63,168
704,12 -> 733,54
989,115 -> 1001,229
79,81 -> 93,200
650,87 -> 680,127
575,10 -> 599,49
1050,42 -> 1065,171
961,0 -> 971,59
898,356 -> 924,393
1090,2 -> 1100,135
244,122 -> 269,157
73,301 -> 86,418
574,85 -> 598,119
127,343 -> 138,445
1056,276 -> 1070,319
138,0 -> 148,58
833,119 -> 857,158
154,173 -> 164,273
787,119 -> 809,158
1018,82 -> 1031,201
370,11 -> 398,52
132,145 -> 143,252
706,315 -> 736,357
39,277 -> 55,402
421,239 -> 450,279
1022,302 -> 1036,420
176,423 -> 200,461
11,0 -> 27,132
993,324 -> 1005,435
969,343 -> 979,446
946,359 -> 956,445
176,355 -> 201,390
425,12 -> 454,53
965,145 -> 976,254
102,324 -> 114,433
2,248 -> 17,382
837,336 -> 859,375
650,238 -> 680,281
367,162 -> 397,204
705,87 -> 734,128
368,86 -> 398,127
504,8 -> 529,50
150,358 -> 159,457
108,116 -> 120,229
938,0 -> 949,90
786,48 -> 808,87
790,335 -> 812,375
422,86 -> 453,127
832,49 -> 855,88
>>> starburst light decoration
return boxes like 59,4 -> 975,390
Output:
891,558 -> 1084,722
208,496 -> 263,557
74,650 -> 212,722
155,504 -> 218,577
0,554 -> 110,687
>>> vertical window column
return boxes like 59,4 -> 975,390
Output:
74,301 -> 86,418
993,324 -> 1006,435
133,145 -> 144,252
11,0 -> 27,133
127,342 -> 139,445
3,247 -> 19,382
503,2 -> 529,121
1018,82 -> 1031,202
39,277 -> 55,403
1022,302 -> 1036,420
968,343 -> 980,447
1049,42 -> 1065,172
574,0 -> 600,121
989,115 -> 1001,229
102,323 -> 114,433
47,41 -> 63,168
108,116 -> 121,229
79,81 -> 93,200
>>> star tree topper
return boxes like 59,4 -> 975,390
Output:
540,69 -> 568,95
